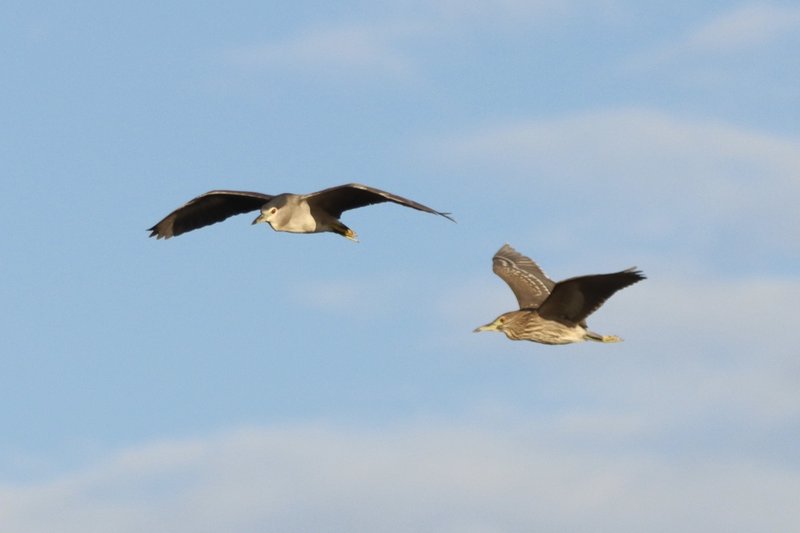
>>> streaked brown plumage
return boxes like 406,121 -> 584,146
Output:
148,183 -> 454,241
474,244 -> 645,345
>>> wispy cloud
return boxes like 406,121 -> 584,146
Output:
222,0 -> 620,82
430,107 -> 800,261
2,419 -> 799,533
419,0 -> 583,24
681,3 -> 800,53
225,25 -> 417,80
625,3 -> 800,70
437,107 -> 800,180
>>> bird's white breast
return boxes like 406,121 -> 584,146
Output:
275,200 -> 318,233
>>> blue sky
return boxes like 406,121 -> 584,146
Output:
2,1 -> 799,531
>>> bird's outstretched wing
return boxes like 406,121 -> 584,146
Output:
303,183 -> 455,222
148,190 -> 274,239
538,268 -> 645,325
492,244 -> 555,309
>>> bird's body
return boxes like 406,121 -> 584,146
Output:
260,194 -> 319,234
474,244 -> 644,345
483,309 -> 602,345
148,183 -> 454,241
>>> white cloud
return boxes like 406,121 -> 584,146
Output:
226,25 -> 416,80
682,3 -> 800,53
420,0 -> 580,23
624,3 -> 800,70
437,107 -> 800,182
222,0 -> 623,81
1,420 -> 799,533
431,107 -> 800,257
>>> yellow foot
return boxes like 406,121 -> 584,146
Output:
601,335 -> 623,343
344,229 -> 359,242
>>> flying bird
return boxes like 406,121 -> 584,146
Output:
148,183 -> 454,241
474,244 -> 645,345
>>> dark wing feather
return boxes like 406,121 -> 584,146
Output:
148,190 -> 274,239
538,268 -> 645,325
492,244 -> 555,309
303,183 -> 454,221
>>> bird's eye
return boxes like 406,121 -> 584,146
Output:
270,207 -> 278,214
498,317 -> 505,324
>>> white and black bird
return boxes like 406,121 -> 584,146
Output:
474,244 -> 645,345
148,183 -> 454,241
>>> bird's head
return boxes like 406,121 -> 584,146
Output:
473,312 -> 514,334
252,197 -> 287,228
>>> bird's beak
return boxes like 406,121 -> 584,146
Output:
252,213 -> 265,225
473,322 -> 498,333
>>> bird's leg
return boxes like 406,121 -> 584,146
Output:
330,220 -> 359,242
586,331 -> 623,343
344,228 -> 359,242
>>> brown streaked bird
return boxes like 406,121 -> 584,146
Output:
147,183 -> 454,241
474,244 -> 645,345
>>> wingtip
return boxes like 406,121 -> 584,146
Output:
497,243 -> 515,253
625,267 -> 647,280
147,227 -> 171,240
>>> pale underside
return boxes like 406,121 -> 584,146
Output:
266,198 -> 319,233
496,309 -> 620,345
